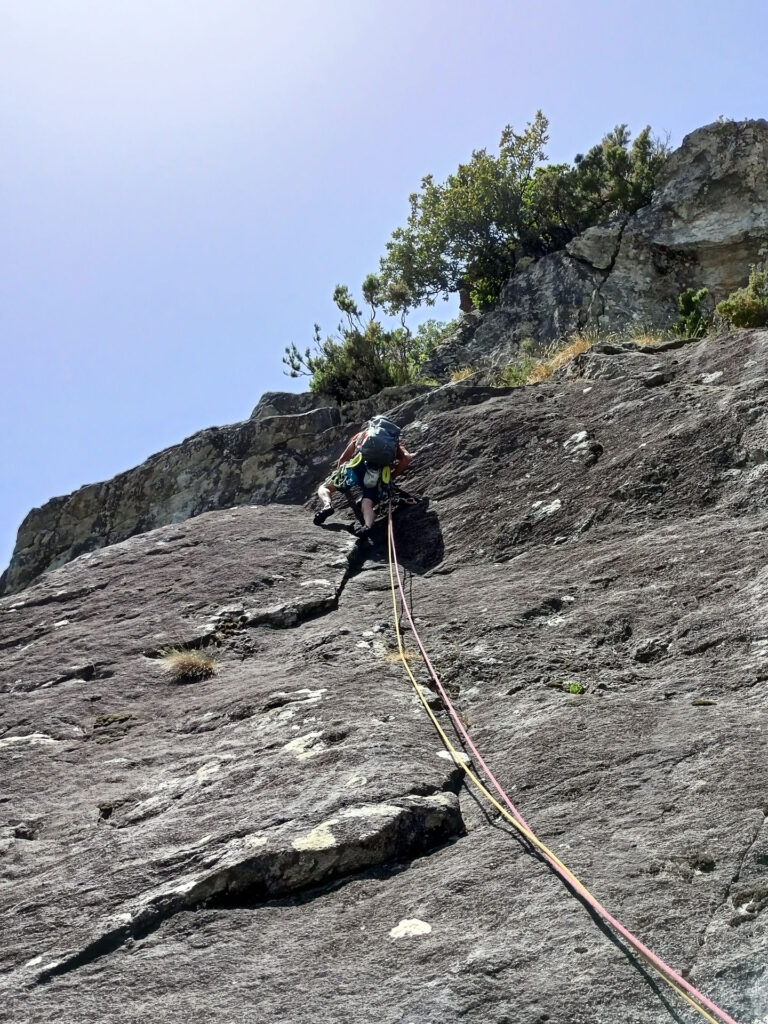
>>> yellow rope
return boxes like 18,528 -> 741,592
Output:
385,524 -> 729,1024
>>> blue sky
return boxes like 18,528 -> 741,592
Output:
2,0 -> 767,570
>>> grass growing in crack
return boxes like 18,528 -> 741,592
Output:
384,646 -> 421,664
159,648 -> 217,684
546,680 -> 585,694
450,366 -> 475,383
494,324 -> 675,389
494,332 -> 600,387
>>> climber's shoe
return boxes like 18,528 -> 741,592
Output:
313,505 -> 334,526
354,523 -> 372,539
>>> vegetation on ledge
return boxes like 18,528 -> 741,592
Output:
284,112 -> 670,402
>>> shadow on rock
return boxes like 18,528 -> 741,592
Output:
352,504 -> 443,576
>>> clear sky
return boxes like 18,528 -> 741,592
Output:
2,0 -> 767,570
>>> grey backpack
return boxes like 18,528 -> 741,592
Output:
357,416 -> 401,467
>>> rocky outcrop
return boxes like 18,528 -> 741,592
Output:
3,330 -> 768,1023
0,383 -> 432,597
426,119 -> 768,375
5,120 -> 768,598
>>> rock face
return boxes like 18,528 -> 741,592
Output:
3,330 -> 768,1023
5,120 -> 768,599
425,119 -> 768,375
0,383 -> 432,597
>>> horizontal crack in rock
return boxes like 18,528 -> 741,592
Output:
28,791 -> 464,987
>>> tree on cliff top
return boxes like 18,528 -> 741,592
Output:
284,113 -> 669,402
378,112 -> 669,310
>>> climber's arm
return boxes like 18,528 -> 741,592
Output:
392,442 -> 413,479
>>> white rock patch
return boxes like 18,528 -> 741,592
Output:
341,803 -> 400,819
437,749 -> 470,763
195,762 -> 221,784
564,430 -> 589,448
532,498 -> 562,519
292,821 -> 337,851
389,918 -> 432,939
0,733 -> 56,749
283,731 -> 324,759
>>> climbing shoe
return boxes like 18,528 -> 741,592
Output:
313,505 -> 335,525
354,523 -> 372,539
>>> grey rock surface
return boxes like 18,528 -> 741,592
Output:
0,385 -> 431,597
3,330 -> 768,1023
426,119 -> 768,375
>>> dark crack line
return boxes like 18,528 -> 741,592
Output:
535,738 -> 722,802
28,779 -> 465,988
687,809 -> 767,977
590,214 -> 631,331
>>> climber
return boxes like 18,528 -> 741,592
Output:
314,416 -> 413,534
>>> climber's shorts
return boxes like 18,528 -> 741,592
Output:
328,455 -> 381,501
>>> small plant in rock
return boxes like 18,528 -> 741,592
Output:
565,681 -> 585,694
672,287 -> 710,339
159,647 -> 217,684
494,357 -> 537,387
716,266 -> 768,328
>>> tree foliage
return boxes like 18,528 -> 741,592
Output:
284,112 -> 670,401
282,278 -> 445,402
379,112 -> 669,309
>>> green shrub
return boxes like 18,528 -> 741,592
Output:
716,267 -> 768,328
283,280 -> 449,402
470,276 -> 504,311
494,356 -> 537,387
672,287 -> 710,339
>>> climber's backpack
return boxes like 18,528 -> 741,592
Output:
356,416 -> 401,467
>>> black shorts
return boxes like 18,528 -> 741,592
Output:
348,461 -> 380,502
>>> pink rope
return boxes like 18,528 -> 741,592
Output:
387,515 -> 530,830
387,511 -> 739,1024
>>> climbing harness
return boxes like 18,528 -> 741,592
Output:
324,458 -> 404,527
385,502 -> 739,1024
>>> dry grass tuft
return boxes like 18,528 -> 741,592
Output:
383,646 -> 421,665
527,333 -> 598,383
495,324 -> 674,389
159,648 -> 217,684
450,366 -> 475,383
629,330 -> 669,348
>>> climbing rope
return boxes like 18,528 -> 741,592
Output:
385,505 -> 739,1024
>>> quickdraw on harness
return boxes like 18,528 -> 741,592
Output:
331,454 -> 392,496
